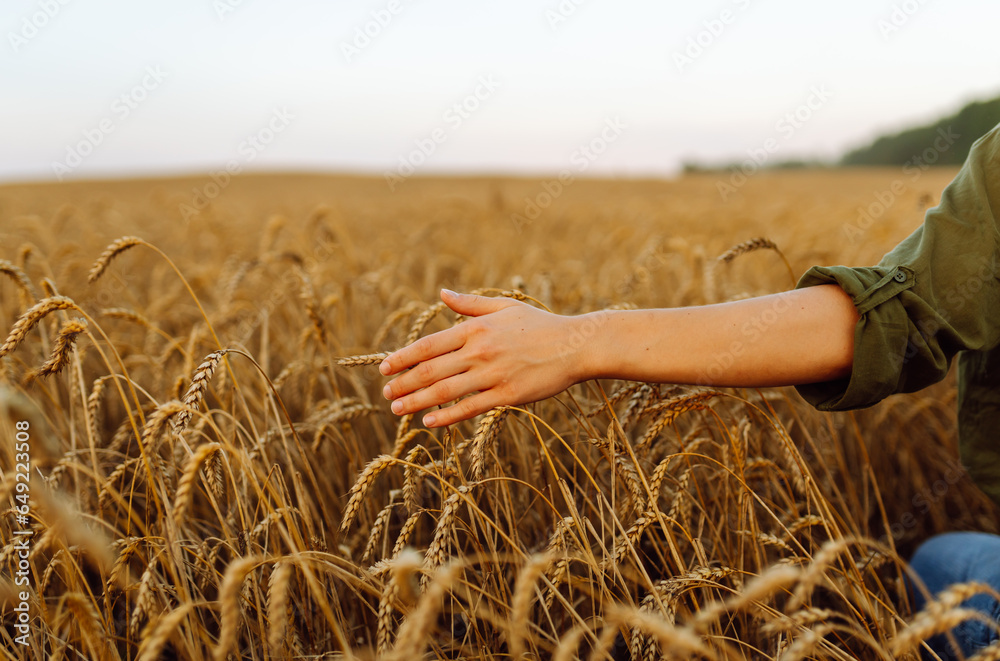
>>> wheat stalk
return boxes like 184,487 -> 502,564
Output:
204,448 -> 225,500
509,553 -> 548,659
130,551 -> 162,637
213,556 -> 261,661
373,301 -> 422,349
173,442 -> 223,530
608,509 -> 655,568
690,564 -> 801,632
390,562 -> 462,660
88,236 -> 143,283
25,318 -> 87,382
717,237 -> 780,263
717,237 -> 796,284
377,548 -> 422,655
392,509 -> 422,559
608,606 -> 719,660
404,301 -> 447,345
0,296 -> 79,358
341,454 -> 395,533
363,501 -> 396,564
267,561 -> 293,654
86,375 -> 111,445
423,487 -> 466,584
891,581 -> 1000,655
136,603 -> 198,661
39,548 -> 65,594
337,351 -> 390,366
297,267 -> 328,345
58,592 -> 105,656
469,406 -> 510,481
0,259 -> 37,301
788,537 -> 856,611
401,445 -> 430,514
106,537 -> 141,592
891,607 -> 985,656
778,623 -> 836,661
173,349 -> 228,431
139,400 -> 185,454
391,428 -> 421,460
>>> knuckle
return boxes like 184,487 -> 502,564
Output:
439,408 -> 460,426
453,400 -> 477,421
493,382 -> 514,402
412,336 -> 432,357
467,320 -> 489,337
468,340 -> 495,362
416,361 -> 434,381
430,380 -> 455,402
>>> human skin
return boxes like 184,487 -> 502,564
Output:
380,286 -> 859,428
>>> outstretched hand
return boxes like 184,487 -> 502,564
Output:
379,289 -> 590,428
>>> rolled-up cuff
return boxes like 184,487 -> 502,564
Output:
793,263 -> 916,411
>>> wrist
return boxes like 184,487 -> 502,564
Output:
562,310 -> 613,383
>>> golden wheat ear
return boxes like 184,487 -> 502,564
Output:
717,236 -> 796,284
88,236 -> 143,283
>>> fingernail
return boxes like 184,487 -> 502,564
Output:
379,360 -> 390,375
391,400 -> 403,414
382,384 -> 392,399
423,414 -> 437,426
441,288 -> 457,297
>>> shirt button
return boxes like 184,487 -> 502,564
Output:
893,271 -> 907,283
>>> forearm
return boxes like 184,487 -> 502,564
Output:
579,284 -> 858,387
380,286 -> 859,428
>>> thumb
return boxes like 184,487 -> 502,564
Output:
440,289 -> 517,317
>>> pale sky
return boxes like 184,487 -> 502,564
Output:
2,0 -> 998,182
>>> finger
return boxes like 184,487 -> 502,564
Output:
440,289 -> 519,317
388,371 -> 487,417
379,326 -> 465,376
383,349 -> 467,400
423,391 -> 507,428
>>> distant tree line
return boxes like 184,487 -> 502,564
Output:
840,96 -> 1000,166
682,95 -> 1000,173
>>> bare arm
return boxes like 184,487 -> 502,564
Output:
380,286 -> 859,428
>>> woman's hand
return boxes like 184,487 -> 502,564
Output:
379,289 -> 590,428
379,285 -> 858,428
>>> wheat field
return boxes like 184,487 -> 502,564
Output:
1,169 -> 998,660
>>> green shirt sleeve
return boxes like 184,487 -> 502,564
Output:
794,123 -> 1000,411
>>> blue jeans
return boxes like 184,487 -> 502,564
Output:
909,532 -> 1000,659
